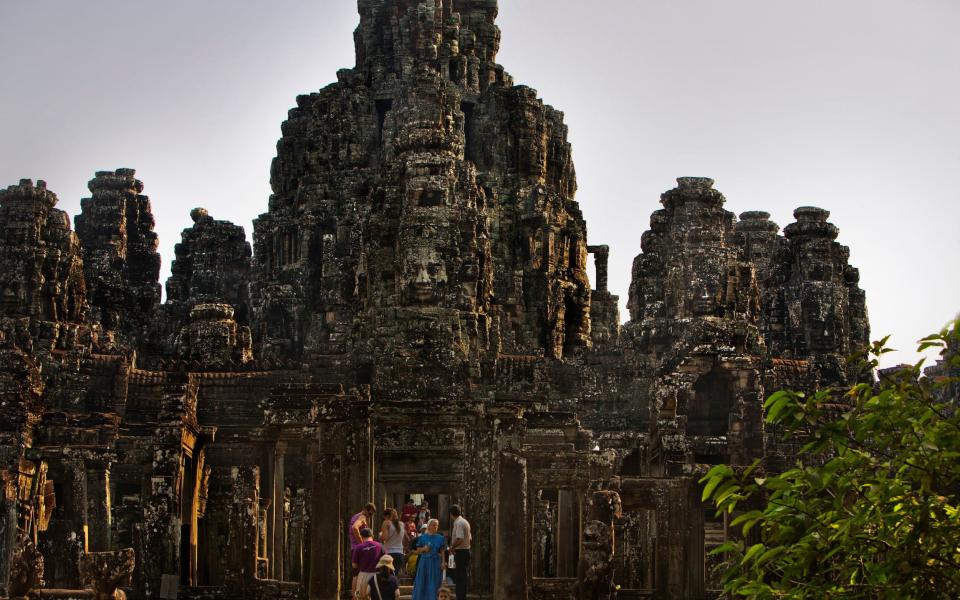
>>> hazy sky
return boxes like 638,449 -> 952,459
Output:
1,1 -> 957,368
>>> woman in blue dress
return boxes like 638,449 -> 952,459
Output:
411,518 -> 446,600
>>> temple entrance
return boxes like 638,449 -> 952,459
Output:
388,492 -> 455,531
531,488 -> 580,579
689,369 -> 733,436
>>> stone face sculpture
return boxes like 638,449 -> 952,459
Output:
78,549 -> 136,600
173,303 -> 253,370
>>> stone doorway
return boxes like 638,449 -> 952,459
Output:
385,490 -> 457,532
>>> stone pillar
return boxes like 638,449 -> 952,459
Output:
345,422 -> 373,522
85,461 -> 112,552
286,489 -> 305,583
136,378 -> 195,598
258,509 -> 269,578
642,478 -> 705,600
186,449 -> 207,586
272,442 -> 287,580
343,420 -> 372,589
309,454 -> 342,600
225,466 -> 259,596
494,451 -> 528,600
588,245 -> 609,293
437,494 -> 450,531
462,420 -> 494,594
556,489 -> 579,577
263,445 -> 275,578
682,481 -> 705,599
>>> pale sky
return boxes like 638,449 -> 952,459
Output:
1,1 -> 957,368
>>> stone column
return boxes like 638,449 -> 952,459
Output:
136,378 -> 195,598
186,449 -> 207,586
649,479 -> 705,600
258,509 -> 269,577
286,490 -> 305,583
681,480 -> 705,599
556,489 -> 579,577
225,466 -> 259,596
85,461 -> 112,552
437,494 -> 450,531
343,419 -> 372,589
462,420 -> 494,594
494,451 -> 528,600
272,442 -> 287,580
263,445 -> 275,578
309,454 -> 342,600
345,422 -> 373,522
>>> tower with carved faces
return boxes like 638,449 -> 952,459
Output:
252,0 -> 593,396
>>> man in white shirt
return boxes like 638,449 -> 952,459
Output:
448,505 -> 471,600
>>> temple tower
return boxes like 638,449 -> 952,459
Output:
251,0 -> 592,392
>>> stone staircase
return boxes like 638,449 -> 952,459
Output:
371,574 -> 483,600
397,575 -> 413,600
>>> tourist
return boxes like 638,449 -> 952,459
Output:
416,500 -> 431,529
403,515 -> 418,561
437,586 -> 453,600
401,498 -> 418,524
448,505 -> 472,600
351,528 -> 384,599
404,514 -> 418,545
411,518 -> 446,600
349,504 -> 378,597
367,554 -> 400,600
379,507 -> 405,576
350,502 -> 378,550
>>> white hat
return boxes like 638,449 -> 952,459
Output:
376,554 -> 395,571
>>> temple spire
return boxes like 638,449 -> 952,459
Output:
354,0 -> 503,91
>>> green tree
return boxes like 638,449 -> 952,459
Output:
701,320 -> 960,599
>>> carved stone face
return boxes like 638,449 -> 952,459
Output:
2,275 -> 35,317
800,240 -> 835,281
458,261 -> 479,308
1,282 -> 22,314
402,245 -> 448,306
689,285 -> 718,317
684,224 -> 722,248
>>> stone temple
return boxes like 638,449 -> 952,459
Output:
0,1 -> 870,599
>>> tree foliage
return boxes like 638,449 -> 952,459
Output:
701,321 -> 960,599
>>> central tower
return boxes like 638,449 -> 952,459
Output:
252,0 -> 594,399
